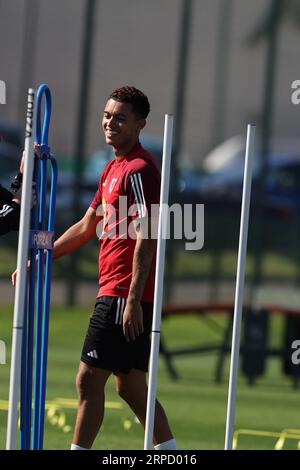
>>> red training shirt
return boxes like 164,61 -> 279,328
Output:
90,142 -> 160,302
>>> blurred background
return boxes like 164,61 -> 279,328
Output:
1,0 -> 300,450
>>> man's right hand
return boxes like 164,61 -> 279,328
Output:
11,268 -> 17,287
12,183 -> 37,208
11,257 -> 38,287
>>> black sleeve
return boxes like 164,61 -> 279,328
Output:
0,193 -> 20,235
0,185 -> 14,205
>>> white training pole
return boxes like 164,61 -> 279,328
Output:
144,114 -> 174,450
224,124 -> 255,450
6,89 -> 36,450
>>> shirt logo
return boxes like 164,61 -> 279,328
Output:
109,178 -> 118,193
102,178 -> 107,187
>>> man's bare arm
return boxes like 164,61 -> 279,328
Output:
123,221 -> 156,341
11,207 -> 102,285
53,207 -> 102,260
127,234 -> 155,302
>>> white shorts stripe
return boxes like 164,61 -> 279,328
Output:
115,297 -> 122,324
119,298 -> 126,325
115,297 -> 126,325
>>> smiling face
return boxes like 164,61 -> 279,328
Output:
102,99 -> 146,157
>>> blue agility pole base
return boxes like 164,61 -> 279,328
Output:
20,84 -> 57,450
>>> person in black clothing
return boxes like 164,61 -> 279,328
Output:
0,183 -> 22,235
0,157 -> 35,236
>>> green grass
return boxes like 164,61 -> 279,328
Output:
174,250 -> 299,281
0,305 -> 300,450
1,243 -> 300,282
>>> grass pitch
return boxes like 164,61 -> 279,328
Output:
0,304 -> 299,450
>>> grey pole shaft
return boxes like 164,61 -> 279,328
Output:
224,125 -> 255,450
144,115 -> 174,450
6,89 -> 36,449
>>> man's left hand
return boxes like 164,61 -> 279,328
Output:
122,299 -> 144,342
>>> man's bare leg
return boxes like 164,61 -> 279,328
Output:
72,362 -> 111,449
115,369 -> 173,446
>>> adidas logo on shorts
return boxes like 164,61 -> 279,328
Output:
87,349 -> 98,359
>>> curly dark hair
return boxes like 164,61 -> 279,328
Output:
108,86 -> 150,119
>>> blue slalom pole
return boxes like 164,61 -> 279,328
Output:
32,84 -> 56,450
37,156 -> 57,449
33,153 -> 47,449
19,83 -> 57,450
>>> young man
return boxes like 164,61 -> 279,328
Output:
51,86 -> 176,450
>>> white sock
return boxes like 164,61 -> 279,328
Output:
154,438 -> 177,450
70,443 -> 89,450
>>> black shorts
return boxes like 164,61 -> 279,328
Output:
81,296 -> 153,374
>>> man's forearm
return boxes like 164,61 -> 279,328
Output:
53,220 -> 93,260
128,237 -> 155,302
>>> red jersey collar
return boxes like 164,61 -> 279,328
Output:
114,142 -> 144,163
